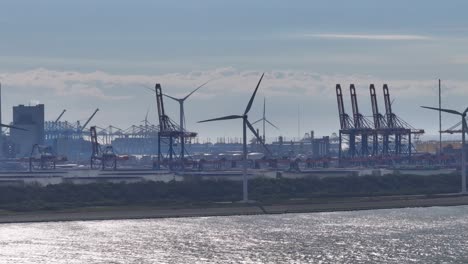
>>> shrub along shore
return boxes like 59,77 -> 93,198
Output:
0,173 -> 463,212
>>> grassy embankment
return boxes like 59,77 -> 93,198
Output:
0,172 -> 463,212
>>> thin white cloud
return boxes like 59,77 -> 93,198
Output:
450,55 -> 468,64
301,33 -> 431,41
0,67 -> 466,102
2,67 -> 467,138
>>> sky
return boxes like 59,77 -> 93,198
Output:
1,0 -> 468,141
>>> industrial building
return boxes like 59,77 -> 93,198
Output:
10,104 -> 45,157
269,131 -> 331,158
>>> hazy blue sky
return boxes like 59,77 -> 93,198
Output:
1,0 -> 468,141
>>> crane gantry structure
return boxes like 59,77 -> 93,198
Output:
154,83 -> 197,170
337,84 -> 424,165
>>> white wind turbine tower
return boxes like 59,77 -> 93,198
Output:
198,73 -> 270,202
252,97 -> 279,144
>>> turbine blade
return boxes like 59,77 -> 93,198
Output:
145,107 -> 150,121
163,94 -> 180,101
246,119 -> 271,155
244,73 -> 265,115
1,124 -> 27,131
421,106 -> 462,116
198,115 -> 243,123
251,118 -> 263,125
265,119 -> 280,130
183,80 -> 212,101
464,107 -> 468,115
141,85 -> 155,93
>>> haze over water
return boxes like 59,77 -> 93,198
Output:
1,206 -> 467,263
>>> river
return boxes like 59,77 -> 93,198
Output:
1,206 -> 468,263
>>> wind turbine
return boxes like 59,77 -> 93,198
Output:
252,97 -> 279,143
198,73 -> 269,202
163,81 -> 210,163
141,82 -> 208,166
421,106 -> 468,194
0,83 -> 27,158
0,83 -> 27,132
163,80 -> 211,134
141,107 -> 151,136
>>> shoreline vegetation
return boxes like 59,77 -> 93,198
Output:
0,173 -> 467,223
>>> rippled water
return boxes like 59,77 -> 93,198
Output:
1,206 -> 468,263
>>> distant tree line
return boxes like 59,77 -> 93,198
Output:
0,173 -> 462,211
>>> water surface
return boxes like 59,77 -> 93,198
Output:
1,206 -> 468,263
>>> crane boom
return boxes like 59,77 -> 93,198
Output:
370,84 -> 383,129
383,84 -> 395,128
55,109 -> 66,123
82,108 -> 99,131
155,84 -> 167,131
336,84 -> 352,129
350,84 -> 362,128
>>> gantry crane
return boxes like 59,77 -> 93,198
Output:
336,83 -> 424,165
90,126 -> 117,170
154,84 -> 197,170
